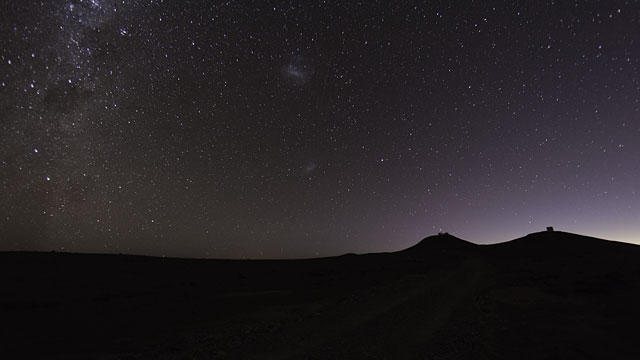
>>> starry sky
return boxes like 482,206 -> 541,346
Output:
1,0 -> 639,259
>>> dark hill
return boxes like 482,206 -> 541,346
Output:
494,230 -> 640,256
399,233 -> 477,256
2,231 -> 640,359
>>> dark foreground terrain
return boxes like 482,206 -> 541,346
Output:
2,231 -> 640,359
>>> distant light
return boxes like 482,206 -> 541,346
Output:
46,176 -> 50,181
34,148 -> 38,153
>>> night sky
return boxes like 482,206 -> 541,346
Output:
1,1 -> 639,258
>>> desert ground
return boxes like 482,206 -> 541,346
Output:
2,231 -> 640,359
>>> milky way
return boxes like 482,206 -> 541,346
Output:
1,1 -> 639,258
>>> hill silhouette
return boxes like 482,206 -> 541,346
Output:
2,231 -> 640,359
398,232 -> 478,261
401,232 -> 476,253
